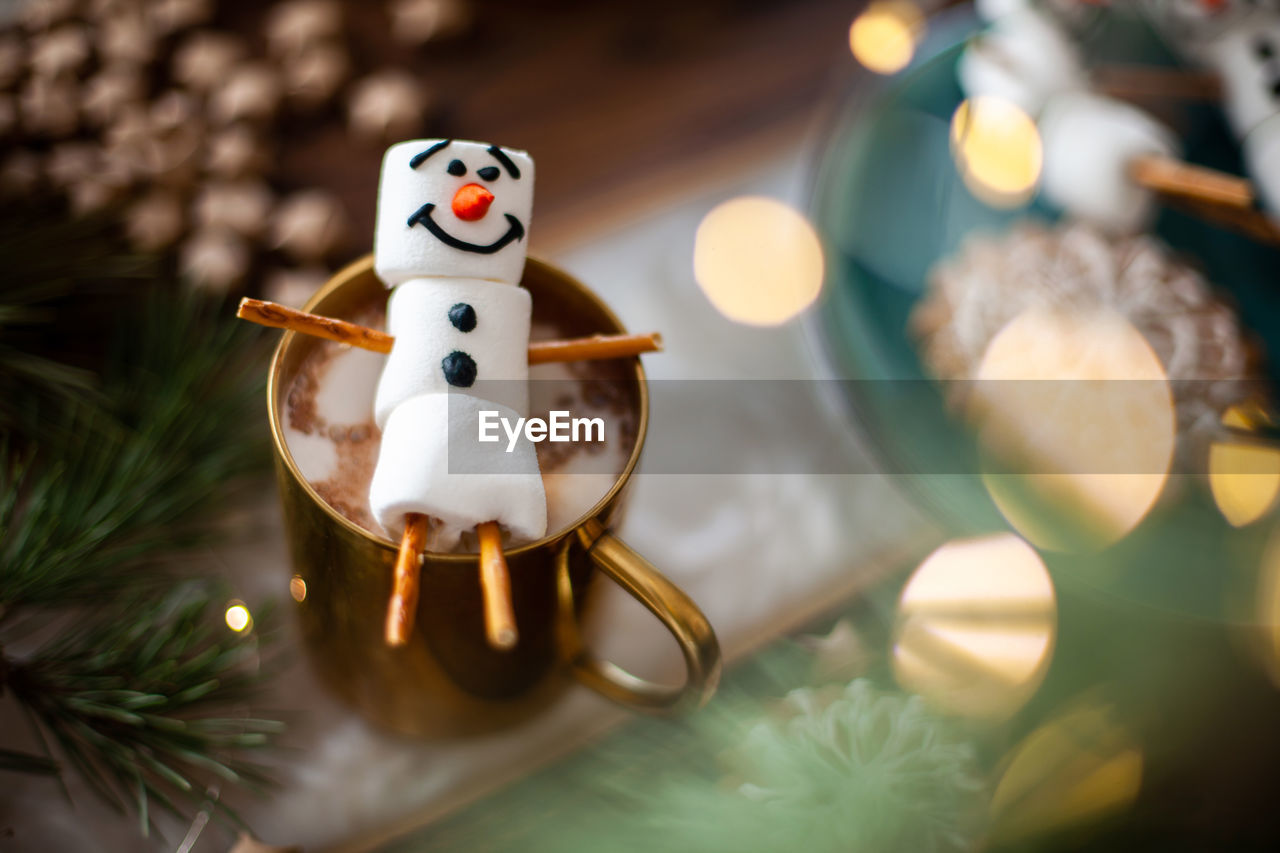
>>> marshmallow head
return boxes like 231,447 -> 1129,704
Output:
374,139 -> 535,287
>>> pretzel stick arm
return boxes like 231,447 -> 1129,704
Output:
1129,154 -> 1254,209
237,298 -> 662,362
238,298 -> 393,353
527,332 -> 663,363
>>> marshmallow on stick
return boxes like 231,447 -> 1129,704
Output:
960,1 -> 1280,240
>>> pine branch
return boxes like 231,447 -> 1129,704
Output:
0,292 -> 268,612
0,206 -> 156,441
5,585 -> 283,835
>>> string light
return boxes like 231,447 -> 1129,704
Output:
224,601 -> 252,632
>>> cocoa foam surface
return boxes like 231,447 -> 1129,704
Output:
282,305 -> 637,551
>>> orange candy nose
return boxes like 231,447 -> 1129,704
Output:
451,183 -> 495,221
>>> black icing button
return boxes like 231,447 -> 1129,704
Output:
448,302 -> 477,332
442,350 -> 477,387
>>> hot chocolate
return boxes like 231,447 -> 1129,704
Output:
281,295 -> 638,550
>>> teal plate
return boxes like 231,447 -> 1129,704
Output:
809,8 -> 1280,615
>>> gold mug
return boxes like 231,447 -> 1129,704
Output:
267,256 -> 722,736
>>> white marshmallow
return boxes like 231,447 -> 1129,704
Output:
369,392 -> 546,546
1039,91 -> 1181,233
373,277 -> 531,428
1198,18 -> 1280,139
1245,113 -> 1280,216
373,138 -> 534,287
958,9 -> 1085,116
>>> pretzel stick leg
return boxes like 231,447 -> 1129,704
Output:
386,512 -> 430,647
477,521 -> 518,651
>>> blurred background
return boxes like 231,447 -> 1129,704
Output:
4,0 -> 1280,851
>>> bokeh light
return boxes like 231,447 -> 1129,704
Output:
290,574 -> 308,602
224,601 -> 253,632
849,1 -> 925,75
990,702 -> 1143,845
693,196 -> 824,326
950,96 -> 1043,208
1209,404 -> 1280,527
972,309 -> 1175,552
893,533 -> 1056,719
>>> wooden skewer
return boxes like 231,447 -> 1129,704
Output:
237,298 -> 662,363
386,512 -> 430,647
477,521 -> 517,651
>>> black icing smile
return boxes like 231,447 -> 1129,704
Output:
406,203 -> 525,254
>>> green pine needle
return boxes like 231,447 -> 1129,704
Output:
0,293 -> 268,612
5,585 -> 281,835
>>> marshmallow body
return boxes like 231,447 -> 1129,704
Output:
374,139 -> 534,287
373,277 -> 531,427
1039,92 -> 1180,233
1245,114 -> 1280,215
369,393 -> 547,546
1200,19 -> 1280,139
957,10 -> 1084,116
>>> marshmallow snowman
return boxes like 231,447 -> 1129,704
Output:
963,0 -> 1280,229
1158,4 -> 1280,216
366,139 -> 547,546
958,2 -> 1179,234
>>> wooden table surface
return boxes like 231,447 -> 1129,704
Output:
256,0 -> 855,251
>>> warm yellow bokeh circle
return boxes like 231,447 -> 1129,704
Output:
849,1 -> 925,75
950,95 -> 1043,208
693,196 -> 825,326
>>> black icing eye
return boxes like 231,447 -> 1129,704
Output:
477,166 -> 500,181
447,159 -> 467,177
1256,38 -> 1275,59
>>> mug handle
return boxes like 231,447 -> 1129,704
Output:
555,523 -> 722,713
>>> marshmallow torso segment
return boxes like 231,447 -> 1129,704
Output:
1039,91 -> 1180,233
374,139 -> 535,287
373,277 -> 532,428
369,393 -> 547,547
1245,113 -> 1280,216
1198,17 -> 1280,140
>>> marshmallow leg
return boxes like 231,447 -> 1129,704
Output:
369,393 -> 546,547
1039,92 -> 1181,233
